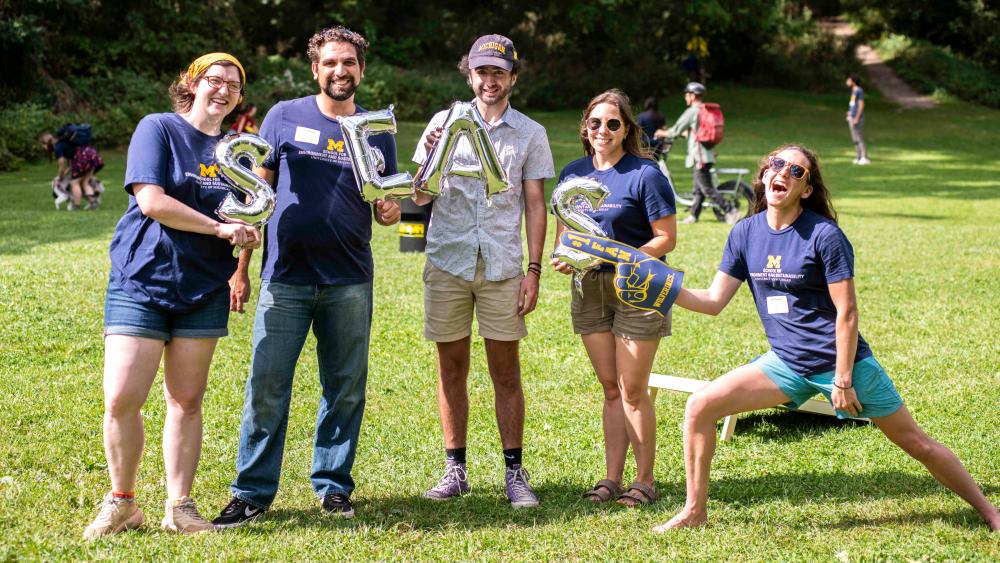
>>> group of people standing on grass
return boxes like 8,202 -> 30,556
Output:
83,27 -> 999,540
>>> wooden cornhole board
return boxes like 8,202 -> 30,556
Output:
648,373 -> 869,441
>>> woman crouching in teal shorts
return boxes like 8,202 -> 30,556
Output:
653,144 -> 999,532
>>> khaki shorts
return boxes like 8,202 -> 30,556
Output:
571,270 -> 671,339
423,257 -> 527,342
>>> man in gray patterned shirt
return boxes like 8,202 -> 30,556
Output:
412,34 -> 554,508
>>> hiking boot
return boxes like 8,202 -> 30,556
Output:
505,465 -> 539,508
423,462 -> 470,501
161,496 -> 214,534
83,493 -> 144,540
212,496 -> 266,529
680,215 -> 697,224
321,493 -> 355,519
725,209 -> 741,225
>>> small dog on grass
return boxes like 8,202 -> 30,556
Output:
52,176 -> 105,210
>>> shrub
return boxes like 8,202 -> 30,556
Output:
875,35 -> 1000,109
0,103 -> 60,171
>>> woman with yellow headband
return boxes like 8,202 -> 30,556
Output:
84,53 -> 261,539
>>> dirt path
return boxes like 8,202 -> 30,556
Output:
820,19 -> 936,110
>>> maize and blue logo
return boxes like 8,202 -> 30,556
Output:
199,163 -> 220,177
326,139 -> 345,153
766,255 -> 782,269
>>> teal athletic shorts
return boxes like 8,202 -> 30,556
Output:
752,351 -> 903,419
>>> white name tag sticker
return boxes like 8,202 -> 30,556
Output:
766,295 -> 789,315
294,126 -> 321,145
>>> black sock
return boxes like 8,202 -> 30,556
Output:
445,447 -> 466,465
503,448 -> 522,469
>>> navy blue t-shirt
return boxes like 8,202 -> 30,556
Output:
259,96 -> 398,285
719,210 -> 872,375
110,113 -> 238,312
559,153 -> 676,270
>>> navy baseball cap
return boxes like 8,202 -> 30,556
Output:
468,34 -> 517,71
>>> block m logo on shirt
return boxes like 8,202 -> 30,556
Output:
327,139 -> 345,152
767,255 -> 782,269
199,163 -> 219,177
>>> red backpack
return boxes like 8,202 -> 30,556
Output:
695,103 -> 724,148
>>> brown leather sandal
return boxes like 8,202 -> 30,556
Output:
582,479 -> 624,503
616,481 -> 658,507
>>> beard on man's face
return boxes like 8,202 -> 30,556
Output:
322,75 -> 358,101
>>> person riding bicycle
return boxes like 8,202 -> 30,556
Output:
655,82 -> 739,225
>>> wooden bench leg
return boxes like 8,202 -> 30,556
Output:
720,414 -> 737,441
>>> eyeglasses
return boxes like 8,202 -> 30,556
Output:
586,118 -> 622,132
768,156 -> 809,180
202,75 -> 243,94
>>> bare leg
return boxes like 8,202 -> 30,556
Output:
873,406 -> 1000,531
103,335 -> 164,493
484,338 -> 524,449
615,337 -> 661,486
161,337 -> 217,499
70,177 -> 83,207
436,337 -> 471,449
581,332 -> 627,484
653,364 -> 789,531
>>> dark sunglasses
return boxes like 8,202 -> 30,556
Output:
768,156 -> 809,180
586,117 -> 623,132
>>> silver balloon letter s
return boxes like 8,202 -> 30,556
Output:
413,101 -> 510,202
550,176 -> 610,293
215,133 -> 275,227
338,105 -> 413,203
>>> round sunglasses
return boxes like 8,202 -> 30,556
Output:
768,156 -> 809,180
586,117 -> 623,132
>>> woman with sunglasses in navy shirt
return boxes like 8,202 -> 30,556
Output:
652,144 -> 999,532
552,89 -> 676,507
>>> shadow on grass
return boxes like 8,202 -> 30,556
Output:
730,409 -> 871,442
233,482 -> 648,534
844,210 -> 945,221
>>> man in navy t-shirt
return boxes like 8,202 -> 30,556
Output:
214,26 -> 401,527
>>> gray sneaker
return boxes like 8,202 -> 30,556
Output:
505,465 -> 539,508
423,462 -> 470,501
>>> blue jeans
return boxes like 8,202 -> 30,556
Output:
231,280 -> 373,508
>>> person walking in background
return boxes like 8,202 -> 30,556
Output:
230,103 -> 258,133
551,89 -> 676,507
84,52 -> 260,539
213,25 -> 400,529
656,82 -> 738,224
636,96 -> 665,152
413,34 -> 554,508
846,74 -> 870,165
653,144 -> 998,532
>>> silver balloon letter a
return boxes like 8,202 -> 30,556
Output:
413,101 -> 510,203
338,105 -> 413,203
215,133 -> 275,227
549,176 -> 610,293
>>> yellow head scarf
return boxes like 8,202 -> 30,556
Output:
186,52 -> 246,104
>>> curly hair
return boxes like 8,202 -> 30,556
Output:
578,89 -> 652,160
307,26 -> 369,66
750,144 -> 838,222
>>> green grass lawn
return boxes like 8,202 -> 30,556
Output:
1,87 -> 998,560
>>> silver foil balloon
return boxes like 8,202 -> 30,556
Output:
215,133 -> 275,226
413,101 -> 510,203
549,176 -> 610,294
338,105 -> 413,202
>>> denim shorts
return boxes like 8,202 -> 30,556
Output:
753,350 -> 903,419
104,279 -> 230,341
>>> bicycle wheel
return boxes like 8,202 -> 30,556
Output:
718,180 -> 754,217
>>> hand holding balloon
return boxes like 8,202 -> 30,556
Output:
338,105 -> 414,203
549,176 -> 610,290
215,133 -> 275,256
